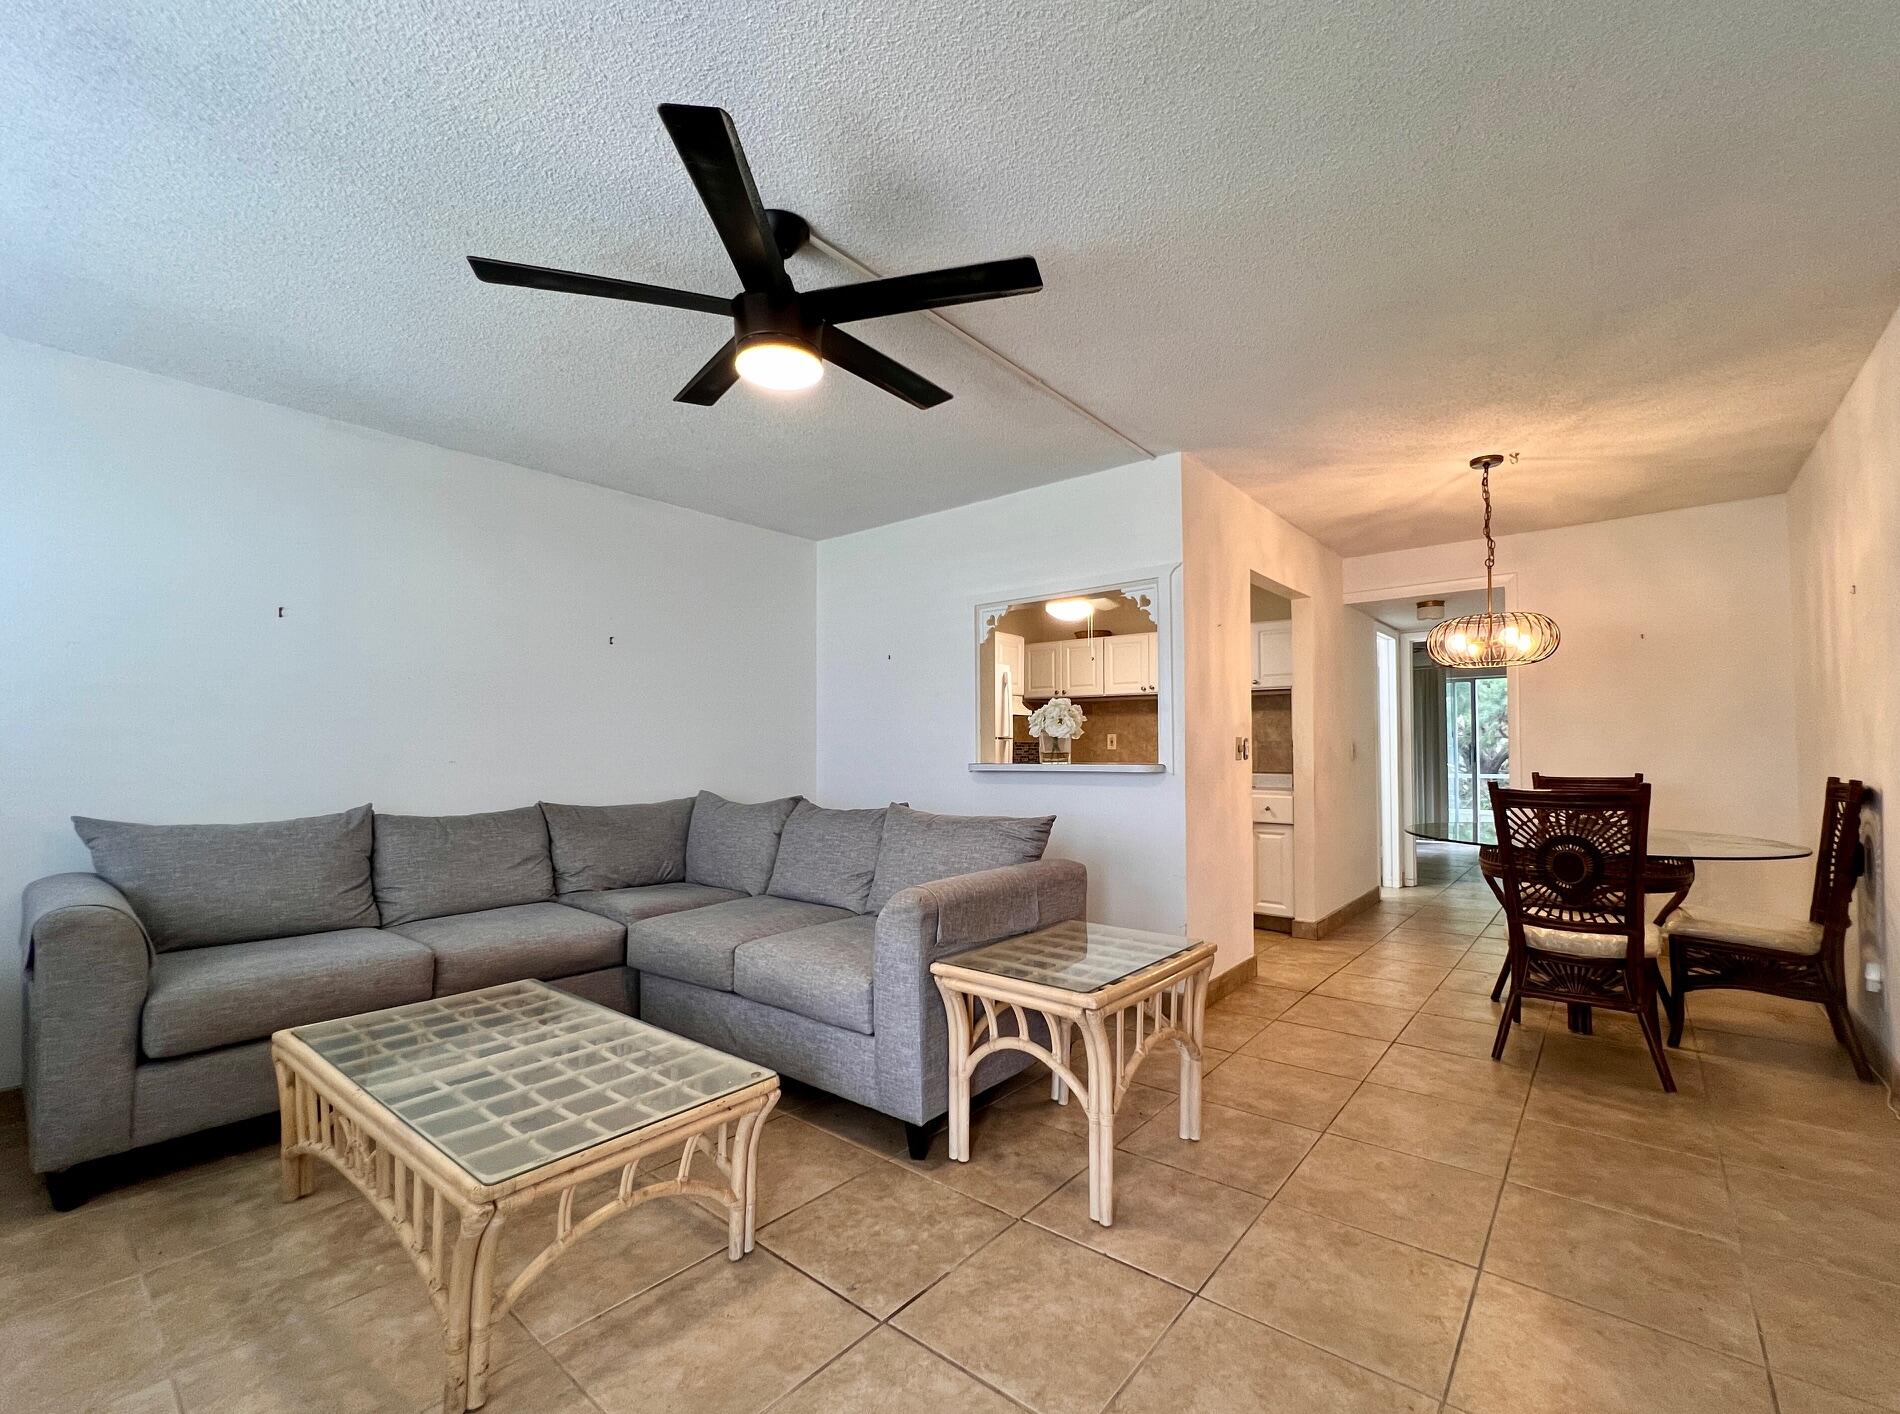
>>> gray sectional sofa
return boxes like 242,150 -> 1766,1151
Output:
19,792 -> 1084,1203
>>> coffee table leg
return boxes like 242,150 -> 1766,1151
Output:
1080,1012 -> 1117,1226
1179,969 -> 1208,1141
465,1210 -> 508,1409
441,1209 -> 494,1414
272,1060 -> 313,1202
1050,1017 -> 1073,1104
939,986 -> 974,1163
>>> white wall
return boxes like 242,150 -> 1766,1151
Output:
1787,300 -> 1900,1068
1181,458 -> 1383,974
0,337 -> 818,1087
1344,495 -> 1805,918
816,457 -> 1189,935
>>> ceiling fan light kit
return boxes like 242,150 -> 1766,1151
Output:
468,103 -> 1043,409
1426,454 -> 1562,669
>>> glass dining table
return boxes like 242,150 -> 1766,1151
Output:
1405,820 -> 1812,1033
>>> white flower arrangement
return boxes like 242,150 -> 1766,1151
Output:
1027,695 -> 1087,740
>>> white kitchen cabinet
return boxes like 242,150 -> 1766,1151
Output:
1102,632 -> 1157,695
1026,641 -> 1062,697
1062,639 -> 1104,697
1253,622 -> 1293,690
1253,823 -> 1294,916
1025,632 -> 1156,697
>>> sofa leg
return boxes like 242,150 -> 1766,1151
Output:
903,1121 -> 936,1161
43,1168 -> 91,1212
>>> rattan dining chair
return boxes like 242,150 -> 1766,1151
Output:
1489,781 -> 1678,1091
1488,774 -> 1653,1003
1663,777 -> 1872,1080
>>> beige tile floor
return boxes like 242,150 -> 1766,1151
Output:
4,843 -> 1899,1413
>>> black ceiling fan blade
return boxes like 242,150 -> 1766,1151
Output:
821,327 -> 951,408
803,257 -> 1043,325
674,338 -> 740,406
656,104 -> 791,299
467,257 -> 730,316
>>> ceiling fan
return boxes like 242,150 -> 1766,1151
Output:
468,103 -> 1044,409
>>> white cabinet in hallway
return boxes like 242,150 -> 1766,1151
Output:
1025,632 -> 1156,697
1253,622 -> 1292,690
1253,824 -> 1293,916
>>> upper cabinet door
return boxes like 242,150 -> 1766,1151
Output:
1253,622 -> 1293,689
1025,641 -> 1062,697
1062,638 -> 1104,697
1102,633 -> 1154,695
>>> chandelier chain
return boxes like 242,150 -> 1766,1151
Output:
1481,461 -> 1495,615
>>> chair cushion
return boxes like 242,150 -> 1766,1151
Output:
74,806 -> 378,952
685,792 -> 800,894
561,882 -> 745,928
141,927 -> 434,1058
734,915 -> 877,1035
1663,908 -> 1824,955
767,802 -> 888,912
625,895 -> 850,992
372,806 -> 553,925
387,902 -> 626,995
865,804 -> 1055,913
541,798 -> 694,893
1525,922 -> 1663,959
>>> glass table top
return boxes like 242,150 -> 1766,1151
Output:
938,920 -> 1201,993
290,981 -> 772,1185
1408,820 -> 1811,860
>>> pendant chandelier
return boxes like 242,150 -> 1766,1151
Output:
1426,454 -> 1560,668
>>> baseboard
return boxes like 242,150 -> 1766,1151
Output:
1208,955 -> 1258,1004
1289,885 -> 1383,940
1252,913 -> 1292,934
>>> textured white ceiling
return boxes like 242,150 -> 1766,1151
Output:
6,1 -> 1898,549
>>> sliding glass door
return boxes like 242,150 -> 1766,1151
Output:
1445,672 -> 1509,836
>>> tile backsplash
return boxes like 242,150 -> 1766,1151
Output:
1252,691 -> 1293,772
1015,696 -> 1159,763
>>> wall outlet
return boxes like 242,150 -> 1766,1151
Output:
1236,737 -> 1251,761
1106,733 -> 1117,750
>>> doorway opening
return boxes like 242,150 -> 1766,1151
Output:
1348,585 -> 1520,890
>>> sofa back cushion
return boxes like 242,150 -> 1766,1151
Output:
684,792 -> 799,895
865,804 -> 1055,913
540,798 -> 694,893
767,802 -> 887,912
73,805 -> 379,952
373,806 -> 553,926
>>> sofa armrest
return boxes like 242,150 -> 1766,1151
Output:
871,859 -> 1086,1125
18,873 -> 153,1173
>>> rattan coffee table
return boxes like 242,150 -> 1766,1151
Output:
271,981 -> 778,1412
932,921 -> 1216,1226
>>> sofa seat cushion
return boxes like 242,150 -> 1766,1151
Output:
625,896 -> 851,992
388,902 -> 626,995
561,882 -> 744,929
142,928 -> 434,1059
733,915 -> 877,1035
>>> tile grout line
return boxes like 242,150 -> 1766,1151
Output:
1426,859 -> 1531,1405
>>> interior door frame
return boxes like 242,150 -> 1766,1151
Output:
1344,575 -> 1527,888
1373,626 -> 1404,890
